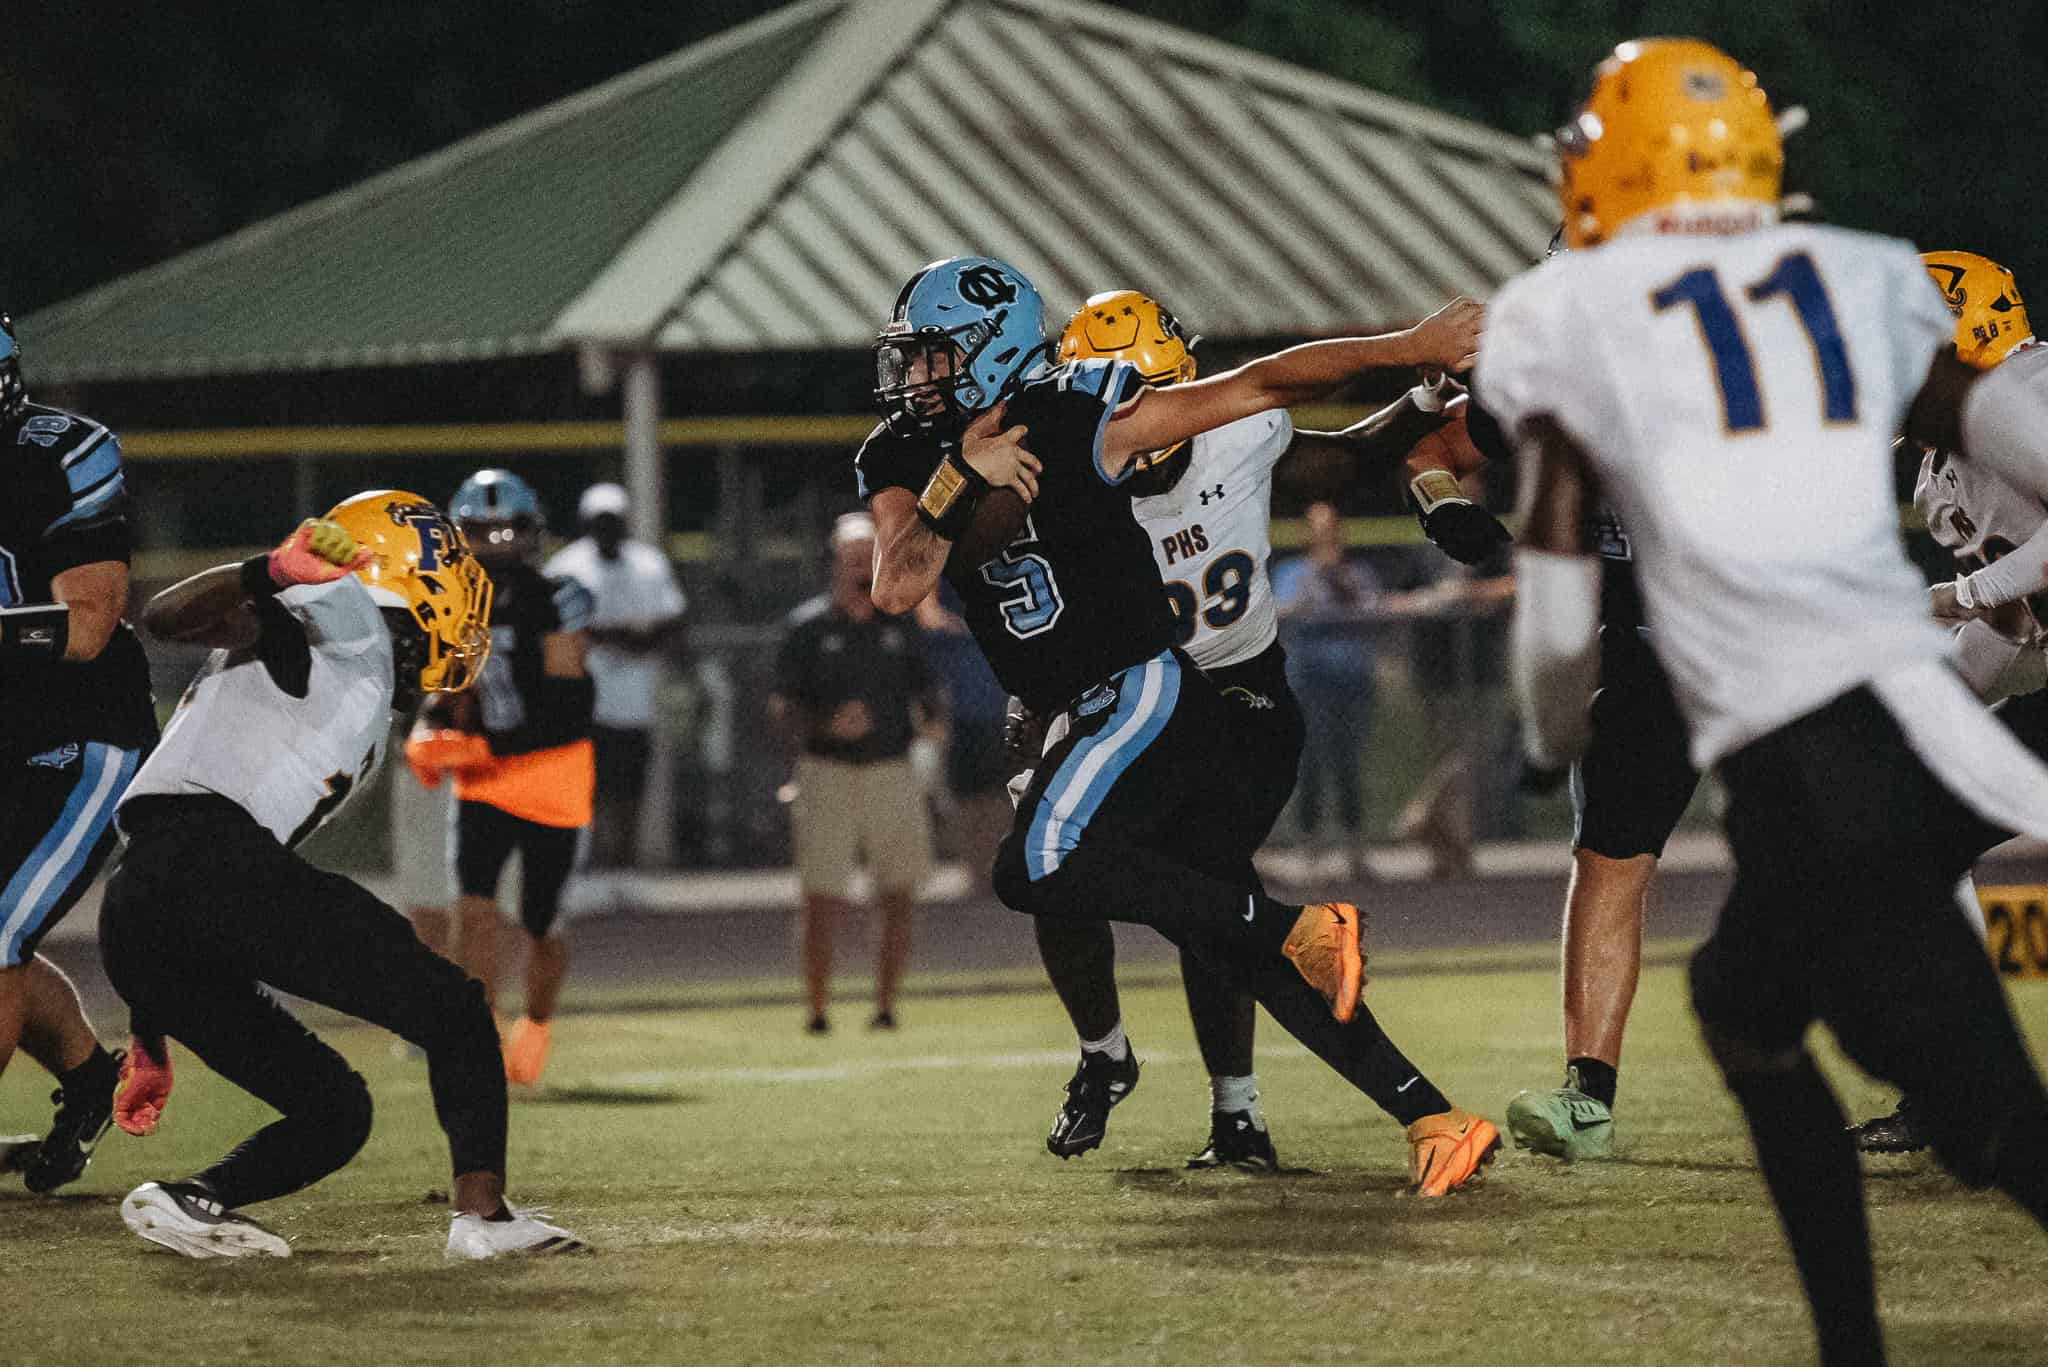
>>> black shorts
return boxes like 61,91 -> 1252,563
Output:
454,801 -> 580,937
1572,626 -> 1700,860
3,741 -> 144,967
1199,642 -> 1307,869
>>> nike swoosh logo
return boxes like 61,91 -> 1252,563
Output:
1396,1076 -> 1419,1093
1568,1113 -> 1607,1131
1243,896 -> 1256,923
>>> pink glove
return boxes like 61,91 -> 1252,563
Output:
114,1039 -> 173,1137
268,519 -> 374,588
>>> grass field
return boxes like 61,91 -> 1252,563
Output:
4,947 -> 2045,1367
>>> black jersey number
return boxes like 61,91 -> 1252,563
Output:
981,549 -> 1064,639
1163,550 -> 1255,645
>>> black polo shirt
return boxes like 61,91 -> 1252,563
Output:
773,596 -> 933,764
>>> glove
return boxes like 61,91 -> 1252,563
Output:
1419,499 -> 1513,566
1003,696 -> 1046,768
268,518 -> 373,588
114,1037 -> 173,1137
405,728 -> 492,787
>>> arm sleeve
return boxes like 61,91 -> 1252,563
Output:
1510,548 -> 1602,768
40,429 -> 132,573
1474,264 -> 1619,455
1960,344 -> 2048,505
1959,516 -> 2048,610
855,425 -> 936,502
1950,619 -> 2030,700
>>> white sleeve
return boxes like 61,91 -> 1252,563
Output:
1474,262 -> 1619,455
1950,618 -> 2029,699
1258,408 -> 1294,471
277,577 -> 383,655
1959,516 -> 2048,610
1510,548 -> 1602,768
1960,344 -> 2048,504
1890,240 -> 1960,403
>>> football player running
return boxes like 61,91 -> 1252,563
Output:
1850,252 -> 2048,1153
98,494 -> 586,1260
411,470 -> 596,1087
860,257 -> 1501,1195
1498,40 -> 2048,1363
0,314 -> 158,1194
1024,290 -> 1501,1187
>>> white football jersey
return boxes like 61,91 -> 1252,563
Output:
1914,346 -> 2048,649
122,577 -> 395,847
1132,409 -> 1290,670
1481,223 -> 1955,767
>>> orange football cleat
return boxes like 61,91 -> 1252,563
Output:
503,1017 -> 552,1087
1406,1108 -> 1501,1197
1280,902 -> 1365,1023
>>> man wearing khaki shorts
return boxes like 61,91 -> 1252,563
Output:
771,514 -> 942,1033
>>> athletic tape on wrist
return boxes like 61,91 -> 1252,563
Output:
916,452 -> 989,538
1409,468 -> 1470,514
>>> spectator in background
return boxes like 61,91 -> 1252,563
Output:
913,584 -> 1011,897
769,514 -> 943,1034
546,483 -> 687,868
1271,502 -> 1379,878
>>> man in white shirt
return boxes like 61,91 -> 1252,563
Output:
545,483 -> 687,867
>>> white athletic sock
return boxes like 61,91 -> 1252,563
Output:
1079,1022 -> 1129,1062
1210,1074 -> 1262,1123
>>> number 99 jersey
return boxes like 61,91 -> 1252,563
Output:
1478,223 -> 1956,768
1131,410 -> 1289,671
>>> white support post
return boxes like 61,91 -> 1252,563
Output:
623,350 -> 665,545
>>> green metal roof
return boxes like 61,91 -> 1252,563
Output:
21,0 -> 844,383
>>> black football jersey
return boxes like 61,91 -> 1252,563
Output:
1,402 -> 157,755
856,359 -> 1176,713
474,561 -> 596,755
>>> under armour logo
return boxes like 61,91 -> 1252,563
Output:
1197,484 -> 1225,506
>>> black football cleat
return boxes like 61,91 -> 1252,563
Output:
1849,1098 -> 1929,1155
24,1049 -> 122,1194
1186,1109 -> 1280,1173
1046,1048 -> 1140,1158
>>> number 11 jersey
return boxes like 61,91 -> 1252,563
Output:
1478,223 -> 1956,767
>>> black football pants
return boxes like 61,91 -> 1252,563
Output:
100,796 -> 507,1208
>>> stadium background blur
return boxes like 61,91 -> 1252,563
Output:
7,0 -> 2045,873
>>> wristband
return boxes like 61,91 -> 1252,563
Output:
1409,469 -> 1471,514
915,451 -> 991,539
240,554 -> 286,598
0,602 -> 70,659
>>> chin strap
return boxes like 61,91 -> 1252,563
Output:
0,602 -> 69,659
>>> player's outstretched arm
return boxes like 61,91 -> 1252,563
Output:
1098,297 -> 1483,477
141,562 -> 263,648
1912,346 -> 2048,618
1509,415 -> 1603,768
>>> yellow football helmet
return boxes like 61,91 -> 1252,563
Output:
1059,290 -> 1198,470
1556,38 -> 1783,249
323,490 -> 492,693
1921,250 -> 2033,369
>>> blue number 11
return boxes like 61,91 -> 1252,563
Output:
1651,249 -> 1858,432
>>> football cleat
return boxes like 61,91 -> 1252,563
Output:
1281,902 -> 1365,1023
1046,1048 -> 1141,1159
1407,1108 -> 1502,1196
446,1206 -> 591,1261
502,1017 -> 551,1087
1186,1109 -> 1279,1173
1849,1099 -> 1929,1155
121,1181 -> 291,1259
24,1048 -> 123,1193
1505,1086 -> 1615,1161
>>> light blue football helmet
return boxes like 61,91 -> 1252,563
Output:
450,468 -> 545,566
874,256 -> 1051,438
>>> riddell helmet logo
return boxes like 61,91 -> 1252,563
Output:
957,266 -> 1018,308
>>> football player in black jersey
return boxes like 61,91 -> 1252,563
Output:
0,314 -> 157,1194
859,257 -> 1501,1193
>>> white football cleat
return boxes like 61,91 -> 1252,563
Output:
121,1181 -> 291,1259
445,1205 -> 590,1261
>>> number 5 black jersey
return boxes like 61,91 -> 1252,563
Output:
1,402 -> 157,755
856,360 -> 1176,713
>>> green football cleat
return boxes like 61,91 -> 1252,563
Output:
1506,1086 -> 1615,1160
